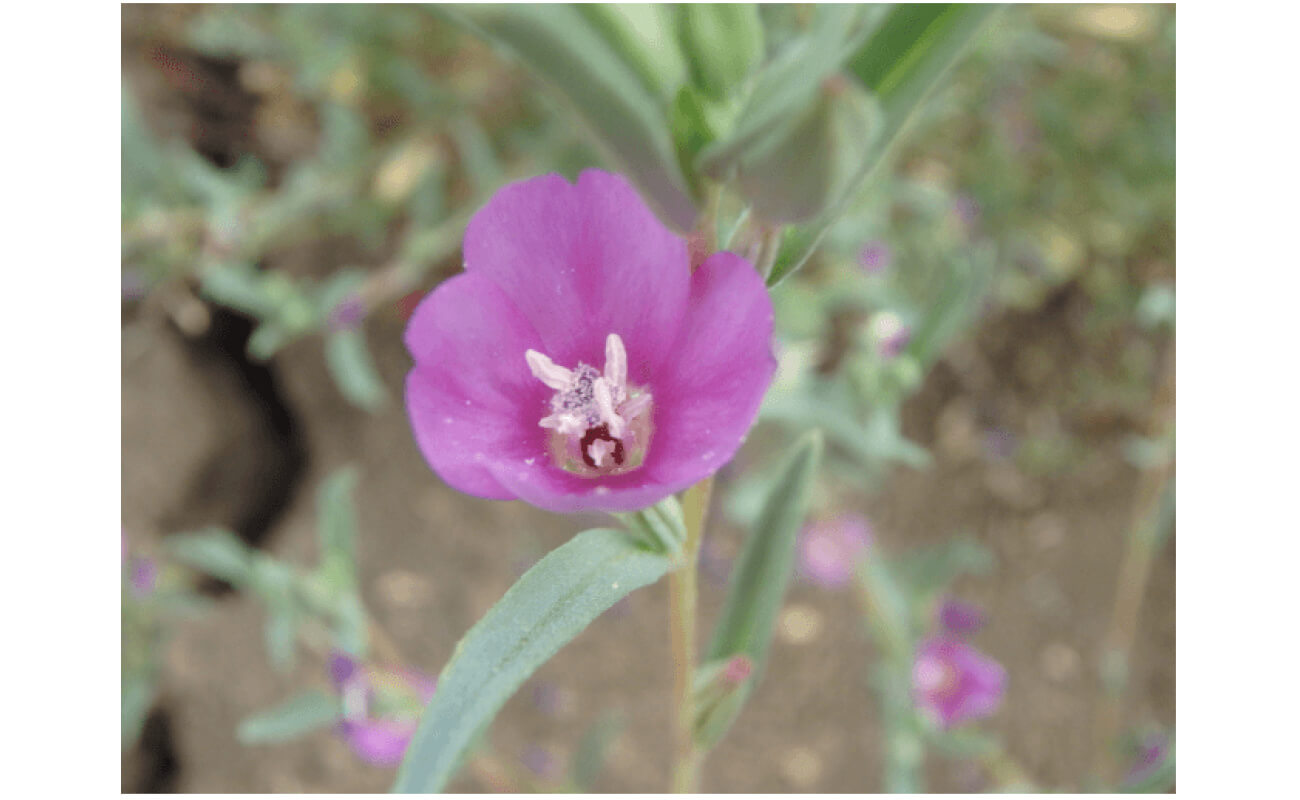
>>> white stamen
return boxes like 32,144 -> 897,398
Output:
587,439 -> 616,468
539,410 -> 587,435
525,349 -> 574,391
604,333 -> 627,396
593,378 -> 625,438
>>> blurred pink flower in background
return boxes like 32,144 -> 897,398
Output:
329,651 -> 436,767
404,170 -> 775,513
912,635 -> 1006,729
869,311 -> 911,360
858,241 -> 893,274
798,513 -> 873,588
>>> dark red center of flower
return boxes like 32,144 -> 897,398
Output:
579,424 -> 625,468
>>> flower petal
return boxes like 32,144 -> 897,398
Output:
640,250 -> 776,485
340,718 -> 417,767
484,251 -> 774,512
462,169 -> 691,380
404,273 -> 550,499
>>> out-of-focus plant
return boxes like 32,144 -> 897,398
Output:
121,532 -> 209,750
123,2 -> 1174,793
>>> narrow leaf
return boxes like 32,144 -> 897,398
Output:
578,4 -> 688,102
706,430 -> 823,667
236,689 -> 341,745
325,329 -> 389,412
167,527 -> 254,586
677,4 -> 765,101
448,4 -> 698,230
392,528 -> 672,793
696,4 -> 879,177
569,710 -> 627,791
316,466 -> 360,569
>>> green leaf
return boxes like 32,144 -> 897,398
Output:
615,494 -> 687,556
392,528 -> 672,793
695,4 -> 879,178
857,548 -> 914,659
316,466 -> 360,570
669,85 -> 716,197
167,527 -> 254,586
236,689 -> 341,745
695,431 -> 821,750
677,4 -> 765,101
578,4 -> 688,102
706,430 -> 823,668
568,710 -> 627,791
448,4 -> 698,230
732,87 -> 875,224
121,670 -> 156,750
766,4 -> 1001,286
325,329 -> 389,412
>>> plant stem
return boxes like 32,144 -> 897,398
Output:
1090,351 -> 1175,785
669,477 -> 713,792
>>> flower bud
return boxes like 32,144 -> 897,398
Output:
692,655 -> 755,750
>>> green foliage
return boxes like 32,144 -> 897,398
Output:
677,5 -> 765,101
166,468 -> 370,668
237,689 -> 342,745
768,4 -> 1002,285
392,528 -> 673,793
567,710 -> 627,791
325,329 -> 389,412
616,494 -> 688,557
696,431 -> 821,749
448,3 -> 698,230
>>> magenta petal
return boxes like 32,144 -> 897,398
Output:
405,273 -> 550,499
644,251 -> 776,485
340,718 -> 417,767
462,170 -> 691,379
488,461 -> 688,513
484,251 -> 774,513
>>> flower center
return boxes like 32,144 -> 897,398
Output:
915,655 -> 959,698
525,333 -> 653,478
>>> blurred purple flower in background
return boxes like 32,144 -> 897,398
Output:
329,650 -> 436,767
869,311 -> 911,360
404,170 -> 775,513
858,241 -> 893,274
522,745 -> 560,779
1125,731 -> 1171,783
798,513 -> 873,588
328,294 -> 367,333
937,597 -> 987,636
912,635 -> 1006,729
129,558 -> 158,597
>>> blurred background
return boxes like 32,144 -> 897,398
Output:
121,4 -> 1174,793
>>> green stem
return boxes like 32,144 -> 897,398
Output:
669,478 -> 713,792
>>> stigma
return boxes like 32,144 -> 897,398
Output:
525,333 -> 653,477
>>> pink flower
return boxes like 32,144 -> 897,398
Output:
937,597 -> 987,636
404,170 -> 775,512
798,513 -> 873,588
329,651 -> 436,767
912,636 -> 1006,729
869,311 -> 911,360
858,241 -> 893,274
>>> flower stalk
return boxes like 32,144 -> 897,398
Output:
669,477 -> 713,792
